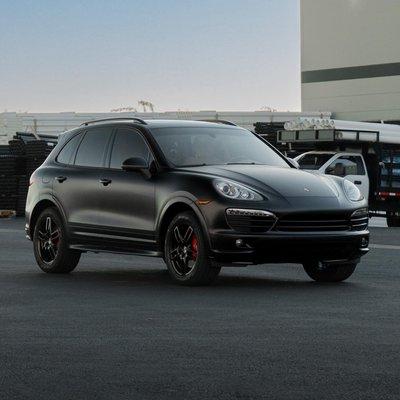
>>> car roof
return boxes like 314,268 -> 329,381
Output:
82,118 -> 243,129
58,119 -> 244,142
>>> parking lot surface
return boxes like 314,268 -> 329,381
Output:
1,218 -> 399,400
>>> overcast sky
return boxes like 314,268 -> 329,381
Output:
0,0 -> 300,113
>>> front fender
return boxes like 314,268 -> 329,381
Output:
156,195 -> 212,251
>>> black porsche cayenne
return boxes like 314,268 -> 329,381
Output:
25,118 -> 369,285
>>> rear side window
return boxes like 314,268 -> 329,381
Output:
75,128 -> 112,167
109,128 -> 150,169
56,134 -> 82,164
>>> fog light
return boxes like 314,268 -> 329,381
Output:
236,239 -> 244,247
361,237 -> 369,248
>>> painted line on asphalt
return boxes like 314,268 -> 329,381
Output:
370,243 -> 400,250
0,228 -> 24,234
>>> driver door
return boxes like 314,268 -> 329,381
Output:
96,127 -> 156,245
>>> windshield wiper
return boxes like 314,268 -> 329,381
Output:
179,163 -> 208,167
226,162 -> 257,165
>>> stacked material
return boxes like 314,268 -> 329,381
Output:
0,139 -> 52,216
0,155 -> 20,212
284,118 -> 400,145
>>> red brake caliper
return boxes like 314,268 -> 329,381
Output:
191,234 -> 198,260
52,230 -> 60,247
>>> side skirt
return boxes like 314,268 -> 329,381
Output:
69,244 -> 162,257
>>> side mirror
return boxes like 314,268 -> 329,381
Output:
326,166 -> 334,175
121,157 -> 148,172
286,157 -> 299,169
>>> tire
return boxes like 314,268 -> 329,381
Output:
164,211 -> 220,285
386,211 -> 400,227
303,261 -> 357,283
33,208 -> 81,273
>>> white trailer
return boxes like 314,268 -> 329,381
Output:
279,118 -> 400,227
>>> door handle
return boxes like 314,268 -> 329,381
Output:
56,176 -> 67,183
99,178 -> 112,186
354,180 -> 362,185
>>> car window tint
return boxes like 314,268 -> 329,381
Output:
150,127 -> 289,168
326,156 -> 365,177
110,129 -> 150,169
75,128 -> 112,167
56,133 -> 82,165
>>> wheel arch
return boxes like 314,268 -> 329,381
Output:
29,197 -> 66,239
157,198 -> 211,253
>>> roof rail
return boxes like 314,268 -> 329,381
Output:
80,117 -> 147,126
198,119 -> 237,126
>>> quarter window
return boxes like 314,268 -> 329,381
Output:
56,133 -> 82,165
110,129 -> 150,169
75,128 -> 112,167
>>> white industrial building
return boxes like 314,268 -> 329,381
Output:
0,110 -> 330,145
301,0 -> 400,122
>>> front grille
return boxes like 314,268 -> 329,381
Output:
275,210 -> 369,232
226,209 -> 369,234
275,214 -> 350,232
226,209 -> 276,233
350,210 -> 369,231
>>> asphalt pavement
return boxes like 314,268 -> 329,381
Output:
0,218 -> 399,400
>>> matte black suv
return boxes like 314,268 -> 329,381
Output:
26,118 -> 369,285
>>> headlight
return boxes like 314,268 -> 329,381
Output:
343,179 -> 363,202
214,179 -> 263,201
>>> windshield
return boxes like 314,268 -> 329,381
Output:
297,153 -> 333,170
150,127 -> 289,168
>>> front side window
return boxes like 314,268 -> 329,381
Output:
150,127 -> 289,168
109,128 -> 150,169
326,156 -> 366,177
74,128 -> 112,167
56,133 -> 82,165
298,153 -> 333,170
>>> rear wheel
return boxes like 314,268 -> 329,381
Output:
303,261 -> 357,282
164,211 -> 220,285
33,208 -> 80,273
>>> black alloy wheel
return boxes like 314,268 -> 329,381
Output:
33,208 -> 81,273
36,215 -> 61,264
169,222 -> 198,277
164,211 -> 220,285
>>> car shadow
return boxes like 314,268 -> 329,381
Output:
32,267 -> 358,292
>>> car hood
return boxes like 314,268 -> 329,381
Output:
181,165 -> 339,198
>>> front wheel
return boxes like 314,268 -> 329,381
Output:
33,208 -> 81,273
303,261 -> 357,282
164,211 -> 220,285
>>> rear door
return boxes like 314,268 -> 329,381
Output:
325,154 -> 369,199
53,126 -> 114,236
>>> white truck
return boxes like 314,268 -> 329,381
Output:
278,118 -> 400,227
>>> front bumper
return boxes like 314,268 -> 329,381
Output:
209,229 -> 369,265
